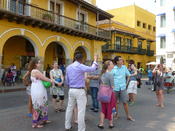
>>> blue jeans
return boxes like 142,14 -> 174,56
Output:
90,87 -> 99,109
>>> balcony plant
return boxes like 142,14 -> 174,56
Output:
42,13 -> 54,22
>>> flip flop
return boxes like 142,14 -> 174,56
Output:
32,124 -> 44,128
43,120 -> 52,125
127,116 -> 135,122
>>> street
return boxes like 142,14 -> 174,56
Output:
1,81 -> 175,131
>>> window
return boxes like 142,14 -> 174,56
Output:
137,21 -> 141,27
79,13 -> 85,23
160,15 -> 166,27
143,23 -> 146,28
138,40 -> 142,49
148,25 -> 152,30
50,1 -> 61,15
160,0 -> 165,6
153,26 -> 156,32
127,39 -> 132,48
160,37 -> 166,48
77,10 -> 88,23
147,41 -> 151,50
115,37 -> 121,49
9,0 -> 27,15
77,10 -> 88,31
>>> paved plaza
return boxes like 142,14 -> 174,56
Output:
1,81 -> 175,131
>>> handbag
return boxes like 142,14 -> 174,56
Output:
42,81 -> 51,88
97,85 -> 112,103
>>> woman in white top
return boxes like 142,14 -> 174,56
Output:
50,62 -> 64,112
29,58 -> 54,128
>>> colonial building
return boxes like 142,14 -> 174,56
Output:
156,0 -> 175,69
98,5 -> 156,69
0,0 -> 113,69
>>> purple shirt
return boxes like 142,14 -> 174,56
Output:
66,61 -> 98,88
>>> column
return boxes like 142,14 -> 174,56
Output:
65,59 -> 73,66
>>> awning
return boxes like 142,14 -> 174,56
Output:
157,34 -> 166,37
172,29 -> 175,32
157,13 -> 165,16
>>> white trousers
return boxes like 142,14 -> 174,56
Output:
65,89 -> 87,131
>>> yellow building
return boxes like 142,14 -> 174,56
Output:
0,0 -> 113,70
98,5 -> 156,69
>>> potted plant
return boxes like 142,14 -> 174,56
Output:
42,13 -> 54,22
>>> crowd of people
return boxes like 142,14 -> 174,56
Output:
22,52 -> 174,131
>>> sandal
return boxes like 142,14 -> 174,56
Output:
32,124 -> 44,128
109,125 -> 114,129
156,104 -> 161,107
127,116 -> 135,122
97,124 -> 104,129
43,120 -> 52,124
74,121 -> 78,125
55,109 -> 59,112
59,108 -> 65,112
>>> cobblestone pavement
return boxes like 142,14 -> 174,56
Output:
1,81 -> 175,131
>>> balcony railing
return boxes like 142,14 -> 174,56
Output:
0,0 -> 111,40
146,50 -> 154,56
102,44 -> 147,55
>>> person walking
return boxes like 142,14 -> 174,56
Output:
147,66 -> 153,85
87,68 -> 101,112
65,53 -> 98,131
111,56 -> 134,121
98,60 -> 116,129
127,64 -> 138,105
164,68 -> 174,94
152,64 -> 165,108
29,58 -> 54,128
50,62 -> 65,112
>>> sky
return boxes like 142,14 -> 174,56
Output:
96,0 -> 156,14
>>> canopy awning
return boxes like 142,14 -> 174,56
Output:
157,13 -> 165,16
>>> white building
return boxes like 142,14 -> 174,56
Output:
156,0 -> 175,70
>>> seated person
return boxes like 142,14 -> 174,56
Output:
5,69 -> 13,86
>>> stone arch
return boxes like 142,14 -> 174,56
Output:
73,41 -> 91,60
0,28 -> 41,56
43,35 -> 72,59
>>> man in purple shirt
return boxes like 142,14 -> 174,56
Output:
65,53 -> 98,131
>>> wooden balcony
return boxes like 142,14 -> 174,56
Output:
102,44 -> 147,55
0,0 -> 111,41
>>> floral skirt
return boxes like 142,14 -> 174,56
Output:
32,100 -> 48,125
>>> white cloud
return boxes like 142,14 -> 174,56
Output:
96,0 -> 156,14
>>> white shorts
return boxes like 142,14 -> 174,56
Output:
127,81 -> 137,94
